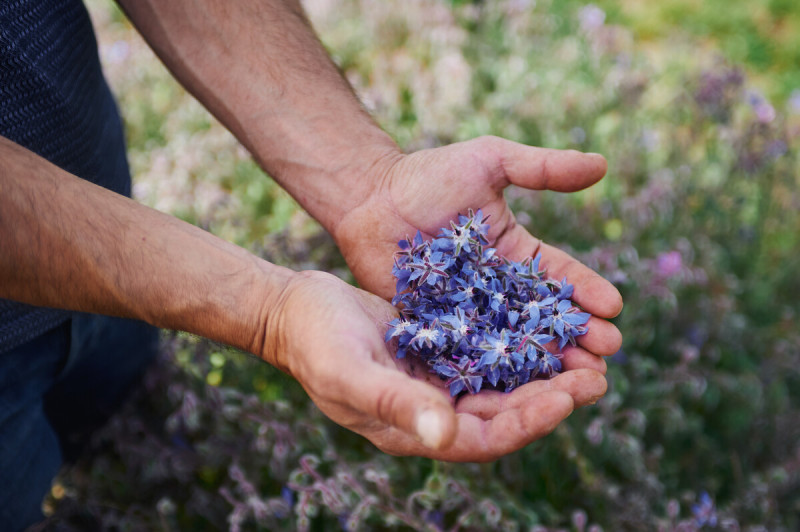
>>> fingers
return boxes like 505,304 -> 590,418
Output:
561,345 -> 608,374
360,369 -> 608,462
491,227 -> 622,321
478,136 -> 607,192
336,360 -> 458,451
577,315 -> 623,356
456,368 -> 607,420
475,137 -> 622,325
375,390 -> 575,462
538,242 -> 624,319
447,390 -> 574,462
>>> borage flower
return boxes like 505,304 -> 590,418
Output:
386,209 -> 589,396
434,357 -> 485,396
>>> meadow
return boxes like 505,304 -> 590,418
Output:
42,1 -> 800,530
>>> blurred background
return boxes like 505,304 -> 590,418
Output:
43,0 -> 800,530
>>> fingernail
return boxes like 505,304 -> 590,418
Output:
416,410 -> 443,449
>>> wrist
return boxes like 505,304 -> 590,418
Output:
236,259 -> 301,372
321,138 -> 404,232
255,269 -> 333,377
250,122 -> 403,235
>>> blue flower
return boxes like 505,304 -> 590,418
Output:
406,251 -> 452,287
528,350 -> 562,378
519,295 -> 556,327
691,492 -> 718,529
465,209 -> 491,242
482,277 -> 508,312
447,275 -> 479,308
435,357 -> 484,396
409,322 -> 445,351
384,318 -> 416,343
476,330 -> 516,369
541,299 -> 590,349
440,307 -> 473,342
439,217 -> 476,256
386,210 -> 590,395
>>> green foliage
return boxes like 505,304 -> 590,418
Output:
565,0 -> 800,100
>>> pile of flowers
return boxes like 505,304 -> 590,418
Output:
386,210 -> 590,396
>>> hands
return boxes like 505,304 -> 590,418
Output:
115,0 -> 621,461
267,139 -> 622,461
318,136 -> 623,459
266,270 -> 610,462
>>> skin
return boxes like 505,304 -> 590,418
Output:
0,0 -> 622,462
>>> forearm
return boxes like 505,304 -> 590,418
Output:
0,136 -> 293,363
116,0 -> 401,235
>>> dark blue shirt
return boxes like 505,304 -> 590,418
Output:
1,0 -> 131,353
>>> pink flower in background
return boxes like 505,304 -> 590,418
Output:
656,251 -> 683,278
790,89 -> 800,114
747,90 -> 777,123
578,4 -> 606,32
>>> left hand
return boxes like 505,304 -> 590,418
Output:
266,270 -> 607,461
333,135 -> 623,361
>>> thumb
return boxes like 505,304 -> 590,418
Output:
479,137 -> 607,192
348,363 -> 457,451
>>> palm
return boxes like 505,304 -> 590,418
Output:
277,271 -> 610,461
274,271 -> 434,435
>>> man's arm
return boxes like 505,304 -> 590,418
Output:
0,135 -> 287,354
0,136 -> 461,453
115,0 -> 401,236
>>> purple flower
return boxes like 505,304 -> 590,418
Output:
790,89 -> 800,114
540,299 -> 590,349
530,350 -> 563,378
691,492 -> 718,528
406,251 -> 452,287
435,357 -> 484,396
482,277 -> 508,312
578,4 -> 606,32
384,318 -> 416,344
409,323 -> 445,351
387,210 -> 590,395
747,90 -> 776,123
476,330 -> 521,371
656,250 -> 683,278
440,307 -> 473,342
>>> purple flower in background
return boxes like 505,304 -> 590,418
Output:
572,509 -> 588,532
656,250 -> 683,278
694,66 -> 744,122
790,89 -> 800,114
691,492 -> 718,528
747,90 -> 776,123
766,139 -> 788,160
386,210 -> 589,396
578,4 -> 606,32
